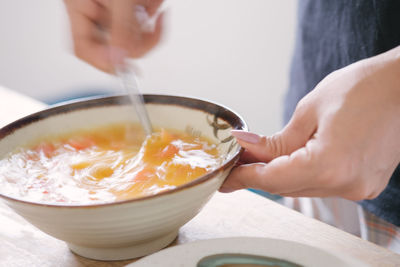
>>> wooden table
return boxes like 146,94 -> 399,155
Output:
0,86 -> 399,267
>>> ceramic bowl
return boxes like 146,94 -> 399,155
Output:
0,95 -> 247,260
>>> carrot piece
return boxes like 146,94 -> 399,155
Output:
68,136 -> 95,150
134,167 -> 154,182
159,144 -> 179,159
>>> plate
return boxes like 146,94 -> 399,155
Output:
128,237 -> 369,267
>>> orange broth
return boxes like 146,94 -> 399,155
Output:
0,123 -> 222,204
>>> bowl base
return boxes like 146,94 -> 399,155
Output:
67,231 -> 178,261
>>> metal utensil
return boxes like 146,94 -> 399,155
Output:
112,1 -> 175,135
115,61 -> 153,136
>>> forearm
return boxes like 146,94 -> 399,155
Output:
359,45 -> 400,109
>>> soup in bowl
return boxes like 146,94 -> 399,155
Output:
0,95 -> 247,260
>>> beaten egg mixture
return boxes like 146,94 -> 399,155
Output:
0,123 -> 222,204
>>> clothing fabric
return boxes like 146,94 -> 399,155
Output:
360,208 -> 400,253
284,197 -> 400,254
286,0 -> 400,226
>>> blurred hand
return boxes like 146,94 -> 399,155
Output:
221,46 -> 400,201
64,0 -> 164,72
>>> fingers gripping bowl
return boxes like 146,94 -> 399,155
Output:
0,95 -> 247,261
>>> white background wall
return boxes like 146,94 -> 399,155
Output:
0,0 -> 297,135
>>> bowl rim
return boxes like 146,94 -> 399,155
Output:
0,94 -> 248,208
